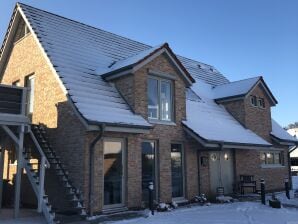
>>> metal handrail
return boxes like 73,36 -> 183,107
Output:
28,128 -> 50,168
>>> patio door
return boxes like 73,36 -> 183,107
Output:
103,139 -> 125,208
209,150 -> 234,196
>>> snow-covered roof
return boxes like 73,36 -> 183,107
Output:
183,80 -> 271,146
271,120 -> 298,143
8,3 -> 229,128
212,77 -> 260,100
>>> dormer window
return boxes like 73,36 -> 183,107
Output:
148,77 -> 173,121
250,95 -> 257,107
258,98 -> 265,108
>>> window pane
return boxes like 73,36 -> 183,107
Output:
266,152 -> 274,164
274,153 -> 281,164
104,140 -> 123,205
148,78 -> 158,119
160,81 -> 172,121
260,153 -> 266,164
171,144 -> 183,198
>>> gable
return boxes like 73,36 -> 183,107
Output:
100,43 -> 195,86
214,77 -> 277,106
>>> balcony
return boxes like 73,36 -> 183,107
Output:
0,84 -> 28,125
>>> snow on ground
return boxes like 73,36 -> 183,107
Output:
110,202 -> 298,224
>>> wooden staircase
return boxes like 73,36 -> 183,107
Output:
31,125 -> 87,219
23,152 -> 59,224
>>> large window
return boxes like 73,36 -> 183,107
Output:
148,77 -> 173,121
260,151 -> 283,165
25,75 -> 35,115
103,139 -> 125,206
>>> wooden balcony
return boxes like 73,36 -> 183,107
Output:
0,84 -> 29,125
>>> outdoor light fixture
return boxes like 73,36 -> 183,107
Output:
224,153 -> 229,160
210,153 -> 217,161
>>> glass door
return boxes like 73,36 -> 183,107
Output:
171,144 -> 184,198
141,141 -> 157,204
103,139 -> 125,207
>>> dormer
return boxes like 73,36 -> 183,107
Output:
98,43 -> 195,125
212,76 -> 278,142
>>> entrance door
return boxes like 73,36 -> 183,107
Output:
209,150 -> 234,196
141,141 -> 157,204
103,139 -> 125,207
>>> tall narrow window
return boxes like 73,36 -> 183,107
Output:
25,75 -> 35,115
161,81 -> 172,121
171,144 -> 184,198
142,141 -> 157,203
147,77 -> 173,121
148,78 -> 159,119
103,139 -> 124,206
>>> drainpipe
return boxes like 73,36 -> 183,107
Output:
88,124 -> 105,217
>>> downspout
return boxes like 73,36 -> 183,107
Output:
88,124 -> 105,217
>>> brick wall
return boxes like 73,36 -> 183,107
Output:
1,34 -> 88,208
84,132 -> 142,212
221,83 -> 288,191
244,84 -> 272,142
222,100 -> 246,126
110,53 -> 198,205
234,147 -> 289,191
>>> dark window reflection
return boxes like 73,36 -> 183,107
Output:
171,144 -> 184,198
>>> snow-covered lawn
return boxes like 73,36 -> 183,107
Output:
110,202 -> 298,224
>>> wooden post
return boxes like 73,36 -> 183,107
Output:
0,137 -> 5,209
14,125 -> 24,218
38,156 -> 45,212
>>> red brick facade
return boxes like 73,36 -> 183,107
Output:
0,30 -> 290,214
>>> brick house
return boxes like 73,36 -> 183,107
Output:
0,3 -> 297,223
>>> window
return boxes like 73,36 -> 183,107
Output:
103,139 -> 125,206
147,77 -> 173,121
171,144 -> 184,198
250,95 -> 257,106
25,75 -> 35,115
258,98 -> 265,108
142,141 -> 157,203
260,151 -> 283,165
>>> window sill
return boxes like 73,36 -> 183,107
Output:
261,164 -> 285,169
148,119 -> 176,126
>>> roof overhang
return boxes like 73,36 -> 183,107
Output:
183,123 -> 272,150
270,134 -> 298,146
215,77 -> 278,106
0,5 -> 21,78
101,43 -> 195,87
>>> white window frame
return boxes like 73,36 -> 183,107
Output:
25,75 -> 35,115
260,151 -> 284,167
258,97 -> 265,109
147,76 -> 173,122
250,95 -> 257,107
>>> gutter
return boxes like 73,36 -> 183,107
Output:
183,124 -> 272,149
88,124 -> 105,217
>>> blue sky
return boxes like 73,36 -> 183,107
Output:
0,0 -> 297,126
